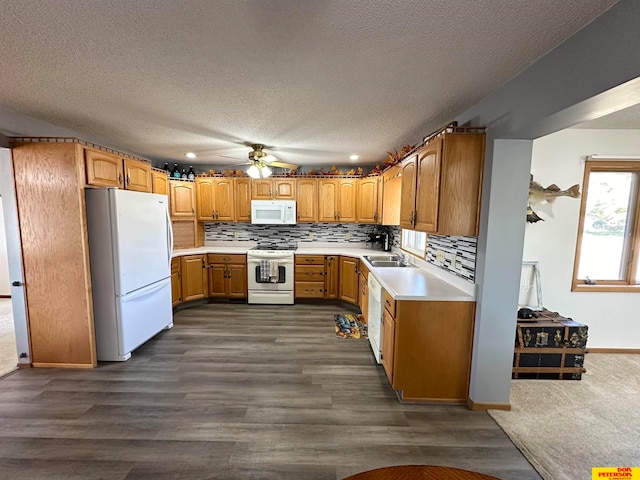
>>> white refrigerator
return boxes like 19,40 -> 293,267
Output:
85,188 -> 174,361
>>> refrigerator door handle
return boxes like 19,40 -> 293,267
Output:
166,207 -> 174,268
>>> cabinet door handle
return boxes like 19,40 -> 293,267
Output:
126,175 -> 131,185
118,173 -> 123,185
212,210 -> 215,219
385,300 -> 391,306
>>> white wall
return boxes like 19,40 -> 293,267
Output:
0,197 -> 10,295
525,129 -> 640,349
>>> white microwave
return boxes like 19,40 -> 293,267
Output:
251,200 -> 297,225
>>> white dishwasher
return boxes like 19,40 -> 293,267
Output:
367,274 -> 383,364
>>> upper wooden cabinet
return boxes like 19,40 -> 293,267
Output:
152,171 -> 169,195
318,178 -> 357,223
399,155 -> 418,229
357,177 -> 379,224
85,148 -> 123,188
196,177 -> 234,221
296,179 -> 317,222
400,132 -> 485,235
251,179 -> 296,200
85,148 -> 153,193
123,158 -> 152,193
382,165 -> 401,225
234,178 -> 251,222
170,180 -> 196,218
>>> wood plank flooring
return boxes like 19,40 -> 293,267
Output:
0,302 -> 541,480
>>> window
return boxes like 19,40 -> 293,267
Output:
401,228 -> 427,257
573,160 -> 640,291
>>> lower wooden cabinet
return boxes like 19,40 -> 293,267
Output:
325,255 -> 339,299
295,255 -> 325,298
384,299 -> 475,403
358,264 -> 369,323
207,254 -> 247,298
171,257 -> 182,306
339,256 -> 359,303
382,308 -> 396,383
180,255 -> 207,302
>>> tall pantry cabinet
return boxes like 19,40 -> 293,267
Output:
11,142 -> 97,367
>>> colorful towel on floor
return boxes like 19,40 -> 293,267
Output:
334,313 -> 368,339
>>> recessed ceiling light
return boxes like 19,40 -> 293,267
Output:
349,154 -> 360,161
185,152 -> 197,159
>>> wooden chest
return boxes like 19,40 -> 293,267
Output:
513,310 -> 588,380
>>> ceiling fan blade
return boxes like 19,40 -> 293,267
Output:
268,161 -> 298,169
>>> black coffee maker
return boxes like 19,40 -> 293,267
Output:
368,233 -> 390,251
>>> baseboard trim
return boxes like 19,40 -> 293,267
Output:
467,398 -> 511,411
17,363 -> 31,369
587,348 -> 640,354
32,362 -> 96,369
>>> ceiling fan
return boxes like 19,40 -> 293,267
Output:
222,144 -> 298,179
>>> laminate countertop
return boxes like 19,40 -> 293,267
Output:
172,245 -> 475,302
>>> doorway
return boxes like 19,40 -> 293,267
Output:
0,189 -> 16,376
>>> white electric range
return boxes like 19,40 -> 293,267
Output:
246,245 -> 296,304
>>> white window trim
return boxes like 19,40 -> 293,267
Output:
401,228 -> 427,257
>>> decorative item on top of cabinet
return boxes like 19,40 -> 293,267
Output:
207,254 -> 247,298
85,148 -> 124,188
123,158 -> 152,193
400,127 -> 485,236
251,179 -> 296,200
318,178 -> 357,223
180,255 -> 208,302
171,257 -> 182,306
339,256 -> 359,303
296,178 -> 318,222
196,177 -> 234,221
234,178 -> 252,222
169,179 -> 196,218
152,169 -> 169,195
357,177 -> 380,224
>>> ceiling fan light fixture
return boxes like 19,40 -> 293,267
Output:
246,164 -> 261,179
260,165 -> 272,178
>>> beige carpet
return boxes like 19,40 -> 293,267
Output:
0,298 -> 17,377
489,354 -> 640,480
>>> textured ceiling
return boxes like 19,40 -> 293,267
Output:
0,0 -> 620,167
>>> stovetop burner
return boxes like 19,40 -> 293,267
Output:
252,244 -> 297,251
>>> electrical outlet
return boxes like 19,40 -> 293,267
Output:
345,233 -> 351,240
451,253 -> 457,268
309,232 -> 315,240
436,249 -> 445,262
234,231 -> 239,238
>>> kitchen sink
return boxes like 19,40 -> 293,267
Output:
368,260 -> 414,268
363,254 -> 401,262
363,255 -> 415,268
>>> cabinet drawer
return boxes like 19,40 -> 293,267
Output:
295,265 -> 325,281
295,255 -> 325,265
295,281 -> 325,298
207,254 -> 246,264
383,290 -> 396,317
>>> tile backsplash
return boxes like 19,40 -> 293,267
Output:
204,223 -> 395,247
205,223 -> 477,282
426,235 -> 477,282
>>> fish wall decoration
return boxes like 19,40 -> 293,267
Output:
527,175 -> 580,223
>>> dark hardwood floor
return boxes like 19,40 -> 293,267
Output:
0,302 -> 541,480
